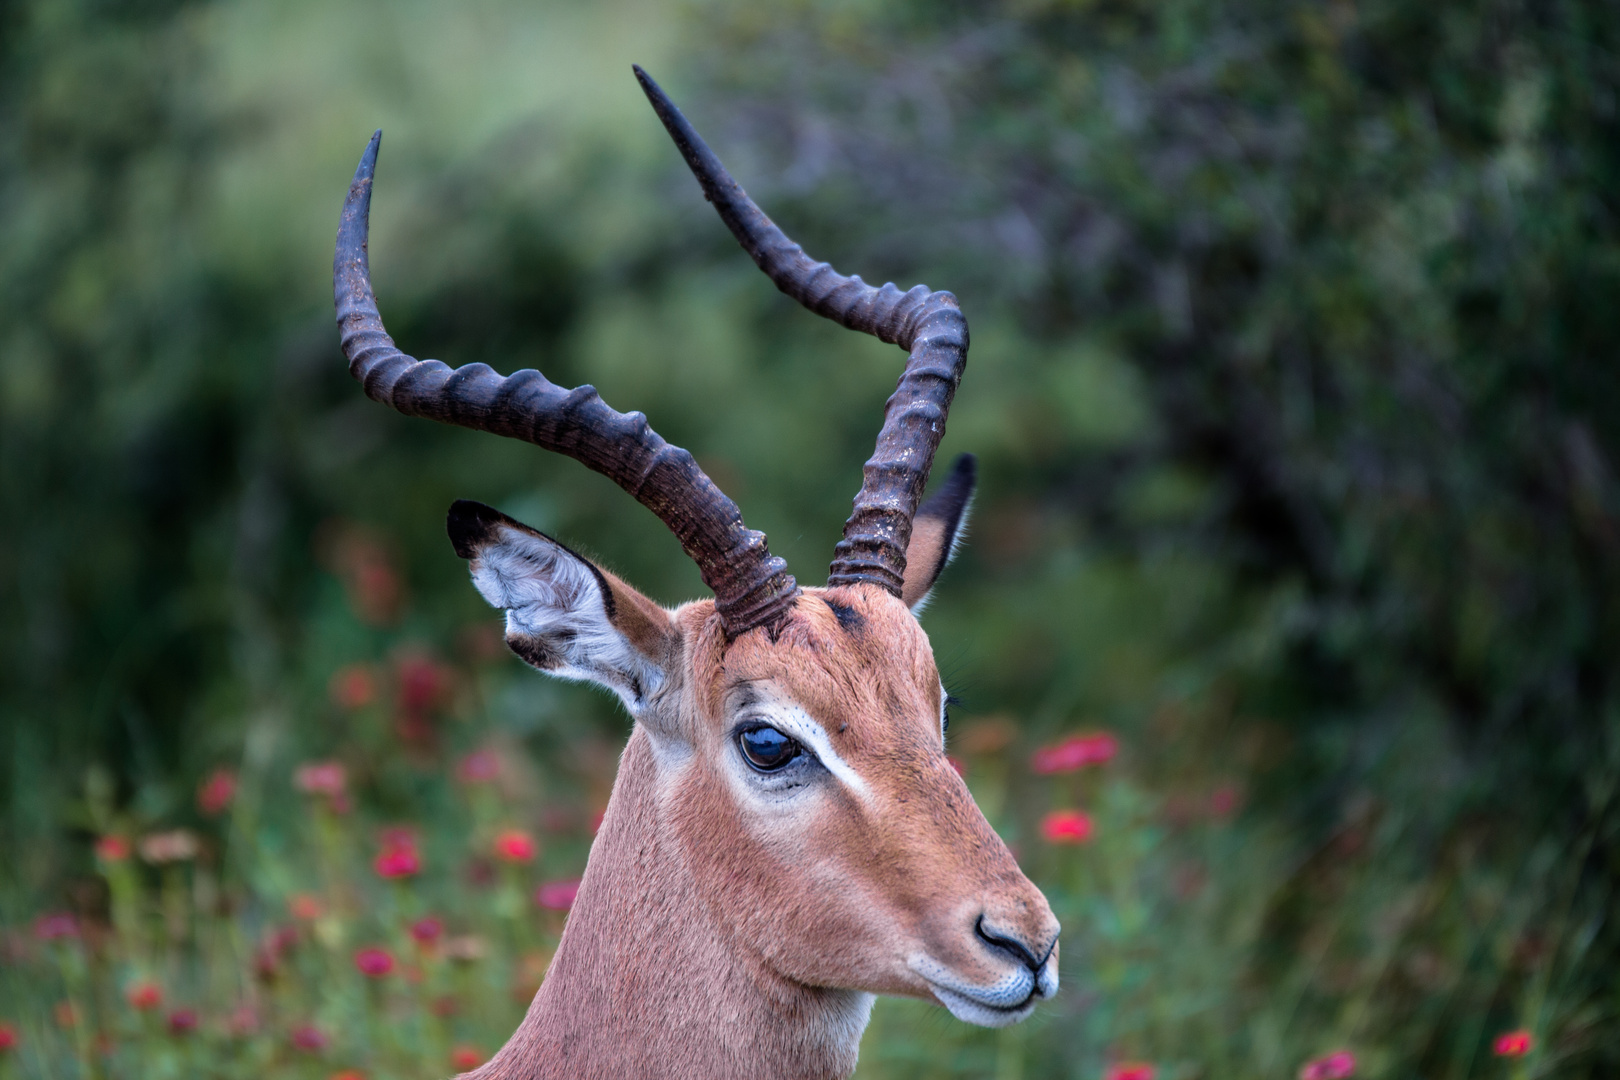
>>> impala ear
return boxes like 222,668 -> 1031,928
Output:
901,454 -> 977,613
447,500 -> 677,714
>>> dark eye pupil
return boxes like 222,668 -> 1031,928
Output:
739,726 -> 799,772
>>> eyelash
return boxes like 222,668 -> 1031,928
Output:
943,692 -> 963,734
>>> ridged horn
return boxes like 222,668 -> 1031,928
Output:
333,129 -> 800,637
635,64 -> 968,599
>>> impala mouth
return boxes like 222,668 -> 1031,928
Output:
908,953 -> 1059,1029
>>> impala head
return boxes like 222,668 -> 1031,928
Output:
333,67 -> 1058,1031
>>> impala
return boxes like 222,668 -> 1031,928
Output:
333,66 -> 1060,1080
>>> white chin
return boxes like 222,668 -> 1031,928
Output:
929,984 -> 1037,1028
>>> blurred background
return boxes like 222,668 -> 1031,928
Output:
2,0 -> 1618,1076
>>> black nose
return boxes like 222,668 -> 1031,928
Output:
975,915 -> 1051,972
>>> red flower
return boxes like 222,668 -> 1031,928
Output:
1105,1064 -> 1155,1080
294,761 -> 347,797
410,917 -> 444,945
0,1022 -> 18,1052
493,829 -> 537,863
396,653 -> 450,713
330,1072 -> 366,1080
1031,732 -> 1118,774
1208,784 -> 1242,818
354,947 -> 395,978
227,1006 -> 259,1037
95,835 -> 131,861
197,769 -> 237,816
535,879 -> 582,911
1493,1030 -> 1533,1057
167,1009 -> 198,1035
126,981 -> 163,1010
456,749 -> 501,785
291,1024 -> 328,1052
1299,1050 -> 1356,1079
450,1045 -> 485,1070
374,847 -> 421,879
288,894 -> 323,921
34,912 -> 79,941
330,664 -> 377,710
1041,809 -> 1094,844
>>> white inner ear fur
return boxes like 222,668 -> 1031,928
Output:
907,493 -> 972,616
468,525 -> 666,716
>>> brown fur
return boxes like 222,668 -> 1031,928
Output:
467,584 -> 1057,1080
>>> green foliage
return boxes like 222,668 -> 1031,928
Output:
2,0 -> 1618,1075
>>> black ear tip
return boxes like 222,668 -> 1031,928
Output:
446,499 -> 505,560
939,452 -> 976,499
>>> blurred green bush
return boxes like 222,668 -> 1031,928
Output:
1,0 -> 1616,1075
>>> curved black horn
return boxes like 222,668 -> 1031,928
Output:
635,65 -> 968,599
333,130 -> 800,637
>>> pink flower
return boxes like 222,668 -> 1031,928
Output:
290,1024 -> 328,1052
450,1045 -> 485,1070
95,835 -> 131,861
411,917 -> 445,945
457,749 -> 501,785
139,829 -> 199,864
1105,1064 -> 1155,1080
1041,809 -> 1094,844
197,768 -> 237,815
535,879 -> 582,911
493,829 -> 537,863
294,761 -> 347,797
0,1022 -> 18,1052
125,981 -> 163,1010
374,847 -> 421,879
1299,1050 -> 1356,1079
1031,732 -> 1118,774
1493,1030 -> 1533,1057
288,894 -> 323,921
947,756 -> 967,777
33,912 -> 78,941
167,1009 -> 198,1035
354,947 -> 394,978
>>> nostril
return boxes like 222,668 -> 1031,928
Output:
974,915 -> 1044,972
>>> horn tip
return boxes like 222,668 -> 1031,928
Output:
632,63 -> 673,116
361,129 -> 381,169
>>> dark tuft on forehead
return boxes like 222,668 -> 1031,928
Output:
822,598 -> 865,634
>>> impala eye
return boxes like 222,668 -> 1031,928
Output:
737,725 -> 801,773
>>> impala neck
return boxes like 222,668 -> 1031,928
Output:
471,727 -> 874,1080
